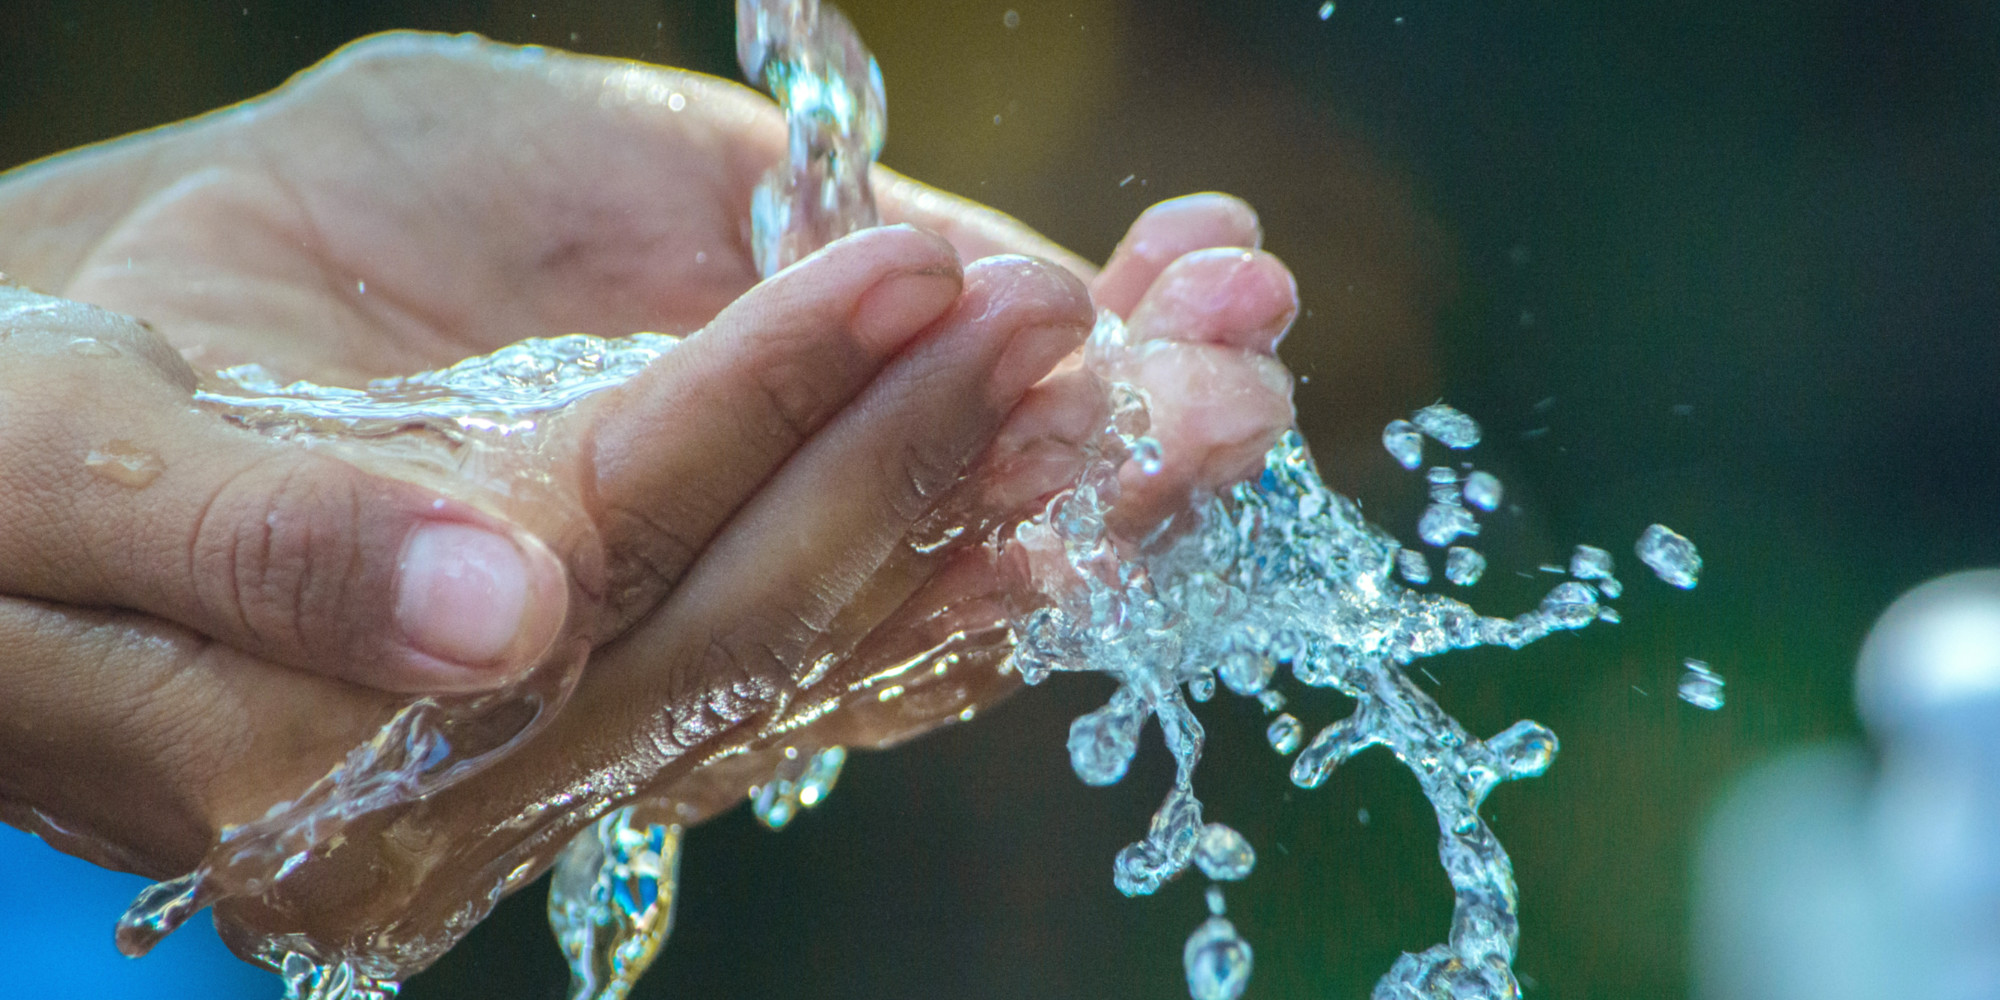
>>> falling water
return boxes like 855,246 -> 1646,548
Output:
99,5 -> 1708,999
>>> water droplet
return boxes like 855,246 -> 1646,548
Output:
1357,807 -> 1371,825
69,337 -> 120,357
1427,465 -> 1461,504
1205,885 -> 1227,916
1266,713 -> 1303,755
1678,659 -> 1725,709
356,279 -> 366,295
1412,402 -> 1481,449
1318,1 -> 1335,19
1256,689 -> 1286,713
85,441 -> 164,488
1188,672 -> 1216,702
1002,8 -> 1020,28
1462,470 -> 1502,510
1635,523 -> 1701,589
1068,692 -> 1146,786
1569,544 -> 1613,580
1397,548 -> 1432,584
1194,823 -> 1255,880
1445,546 -> 1486,586
1131,436 -> 1164,476
1184,916 -> 1253,1000
1418,503 -> 1479,547
1219,651 -> 1275,697
1382,419 -> 1423,469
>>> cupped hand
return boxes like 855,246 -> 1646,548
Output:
0,31 -> 1297,972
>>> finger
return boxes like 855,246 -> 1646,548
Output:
1126,247 -> 1299,355
1108,250 -> 1300,533
580,224 -> 964,616
0,289 -> 569,694
874,166 -> 1098,280
284,257 -> 1095,924
636,254 -> 1093,689
1092,193 -> 1263,318
0,594 -> 392,878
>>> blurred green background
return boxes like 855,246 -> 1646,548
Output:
2,0 -> 1997,997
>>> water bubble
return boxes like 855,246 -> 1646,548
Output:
1419,503 -> 1479,547
1266,714 -> 1304,755
84,441 -> 164,488
1412,403 -> 1482,449
1678,659 -> 1725,710
1445,547 -> 1487,586
1398,548 -> 1432,585
1318,1 -> 1335,18
1195,823 -> 1256,881
1635,523 -> 1701,589
1184,916 -> 1253,1000
1382,419 -> 1424,469
1462,470 -> 1502,511
1002,9 -> 1020,28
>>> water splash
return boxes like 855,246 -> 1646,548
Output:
547,802 -> 685,1000
738,0 -> 886,276
98,5 -> 1712,998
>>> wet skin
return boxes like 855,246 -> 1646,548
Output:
0,33 -> 1297,968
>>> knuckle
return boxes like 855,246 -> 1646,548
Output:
741,341 -> 843,449
885,436 -> 969,524
188,454 -> 368,661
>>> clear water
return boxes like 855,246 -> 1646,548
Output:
102,4 -> 1707,999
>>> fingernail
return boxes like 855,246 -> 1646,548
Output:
396,522 -> 548,677
851,268 -> 962,352
1127,194 -> 1262,257
990,320 -> 1091,407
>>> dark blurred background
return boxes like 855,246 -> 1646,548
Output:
2,0 -> 1997,997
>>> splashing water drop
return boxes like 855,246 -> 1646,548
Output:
548,802 -> 684,1000
1398,547 -> 1432,585
1383,418 -> 1424,469
1069,690 -> 1146,787
1462,470 -> 1502,511
84,440 -> 164,488
1678,659 -> 1725,710
1266,714 -> 1304,755
1636,523 -> 1702,589
1445,546 -> 1487,586
1419,502 -> 1480,547
1195,823 -> 1256,881
1412,402 -> 1482,449
1184,916 -> 1253,1000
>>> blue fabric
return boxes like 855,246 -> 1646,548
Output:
0,826 -> 272,999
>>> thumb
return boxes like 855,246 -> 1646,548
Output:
0,286 -> 569,693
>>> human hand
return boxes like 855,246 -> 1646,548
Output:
0,31 -> 1296,975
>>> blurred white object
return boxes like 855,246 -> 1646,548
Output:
1695,570 -> 2000,1000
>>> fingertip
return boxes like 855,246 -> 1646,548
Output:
959,255 -> 1094,406
1127,247 -> 1300,354
1095,193 -> 1264,316
391,521 -> 568,693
